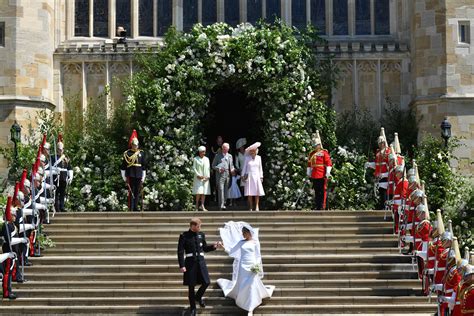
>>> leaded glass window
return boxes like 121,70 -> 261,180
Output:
265,0 -> 281,23
116,0 -> 131,36
93,0 -> 109,37
202,0 -> 217,26
247,0 -> 262,25
183,0 -> 198,32
333,0 -> 348,35
224,0 -> 240,27
75,0 -> 89,36
292,0 -> 306,29
355,0 -> 371,35
139,0 -> 154,36
157,0 -> 172,36
311,0 -> 325,34
374,0 -> 389,35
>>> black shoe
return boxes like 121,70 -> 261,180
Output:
4,293 -> 17,300
16,279 -> 28,283
189,308 -> 197,316
25,261 -> 33,267
196,298 -> 206,308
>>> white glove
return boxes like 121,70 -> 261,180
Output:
22,237 -> 29,244
141,171 -> 146,183
306,167 -> 312,177
67,170 -> 74,184
325,166 -> 332,178
121,170 -> 126,182
8,252 -> 16,259
365,162 -> 375,169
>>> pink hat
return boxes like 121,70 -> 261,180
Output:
245,142 -> 261,152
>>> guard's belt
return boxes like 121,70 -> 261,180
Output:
185,252 -> 204,258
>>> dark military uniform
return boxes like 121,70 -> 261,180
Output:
177,230 -> 216,310
51,154 -> 71,212
2,221 -> 17,298
121,149 -> 146,211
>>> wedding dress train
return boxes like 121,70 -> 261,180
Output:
217,221 -> 274,313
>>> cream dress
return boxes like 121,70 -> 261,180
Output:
192,156 -> 211,195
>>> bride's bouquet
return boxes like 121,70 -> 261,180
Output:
250,263 -> 261,274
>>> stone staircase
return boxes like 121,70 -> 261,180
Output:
3,211 -> 436,315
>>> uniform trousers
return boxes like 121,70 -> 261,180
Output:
312,178 -> 325,210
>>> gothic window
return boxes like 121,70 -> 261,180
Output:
157,0 -> 172,36
139,0 -> 154,36
93,0 -> 109,37
292,0 -> 306,29
265,0 -> 281,23
116,0 -> 131,36
310,0 -> 325,34
75,0 -> 89,36
459,21 -> 471,44
333,0 -> 348,35
355,0 -> 371,35
183,0 -> 198,32
225,0 -> 240,27
247,0 -> 262,25
202,0 -> 217,26
374,0 -> 389,35
0,22 -> 4,47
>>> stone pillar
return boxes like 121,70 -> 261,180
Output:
0,0 -> 57,175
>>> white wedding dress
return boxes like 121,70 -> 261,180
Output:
217,221 -> 275,313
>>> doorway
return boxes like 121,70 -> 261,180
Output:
202,84 -> 262,156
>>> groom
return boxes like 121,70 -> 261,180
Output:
178,217 -> 221,315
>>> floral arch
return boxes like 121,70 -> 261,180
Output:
127,22 -> 336,210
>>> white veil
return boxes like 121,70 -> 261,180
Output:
219,221 -> 264,280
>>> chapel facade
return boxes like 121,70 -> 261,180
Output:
0,0 -> 473,174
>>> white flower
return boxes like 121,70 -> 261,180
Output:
80,185 -> 92,195
176,91 -> 181,97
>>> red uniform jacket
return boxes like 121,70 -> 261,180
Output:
393,177 -> 408,206
374,147 -> 391,178
308,149 -> 332,179
458,280 -> 474,316
388,156 -> 404,194
415,220 -> 432,251
435,247 -> 449,285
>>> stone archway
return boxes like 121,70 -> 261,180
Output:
128,23 -> 336,211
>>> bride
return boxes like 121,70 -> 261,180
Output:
217,221 -> 275,315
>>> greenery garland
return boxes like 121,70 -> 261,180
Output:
126,22 -> 336,210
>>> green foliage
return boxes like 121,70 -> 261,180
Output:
413,135 -> 474,248
335,104 -> 419,159
127,22 -> 336,210
64,93 -> 132,211
0,109 -> 62,184
327,147 -> 376,210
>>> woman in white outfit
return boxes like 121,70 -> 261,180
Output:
217,221 -> 274,315
191,146 -> 210,211
241,142 -> 264,211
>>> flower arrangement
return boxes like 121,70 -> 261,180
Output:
250,263 -> 262,274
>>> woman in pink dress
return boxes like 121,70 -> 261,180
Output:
241,142 -> 264,211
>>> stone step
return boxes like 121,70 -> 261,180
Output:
47,233 -> 398,242
16,279 -> 422,289
31,255 -> 413,265
0,296 -> 434,307
53,210 -> 388,217
47,221 -> 392,228
23,263 -> 415,273
24,271 -> 419,281
44,247 -> 401,255
0,304 -> 436,315
13,287 -> 424,298
45,227 -> 394,235
50,240 -> 399,249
